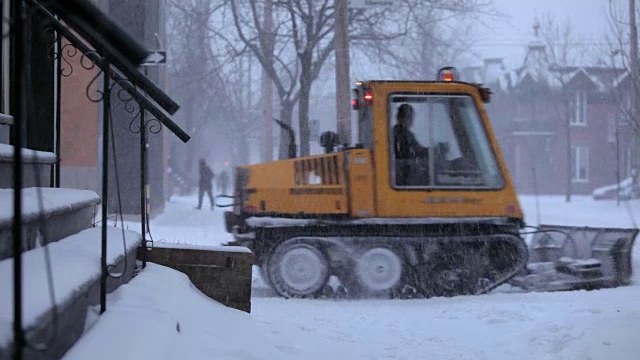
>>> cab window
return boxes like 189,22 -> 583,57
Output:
389,94 -> 504,189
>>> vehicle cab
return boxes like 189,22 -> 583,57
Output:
351,67 -> 523,221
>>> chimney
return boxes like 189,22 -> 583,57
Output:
482,58 -> 505,85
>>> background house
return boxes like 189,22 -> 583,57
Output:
464,39 -> 632,196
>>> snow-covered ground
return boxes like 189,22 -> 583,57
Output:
70,193 -> 640,360
62,264 -> 304,360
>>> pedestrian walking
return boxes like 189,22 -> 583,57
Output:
196,158 -> 215,210
217,169 -> 229,195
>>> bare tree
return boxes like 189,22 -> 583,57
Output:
207,0 -> 495,159
539,14 -> 585,202
276,0 -> 336,156
214,0 -> 299,159
220,0 -> 414,157
355,1 -> 496,80
602,0 -> 640,171
167,0 -> 256,176
167,0 -> 216,174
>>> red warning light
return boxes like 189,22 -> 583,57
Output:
437,66 -> 458,82
441,70 -> 454,81
364,92 -> 373,103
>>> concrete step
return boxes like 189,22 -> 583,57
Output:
0,114 -> 11,144
0,144 -> 57,188
0,227 -> 142,360
0,188 -> 101,261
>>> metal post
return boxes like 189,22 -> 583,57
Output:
140,102 -> 147,268
532,167 -> 541,225
100,62 -> 110,314
261,0 -> 273,162
630,0 -> 639,170
334,0 -> 351,145
54,31 -> 61,188
12,0 -> 26,358
616,119 -> 621,206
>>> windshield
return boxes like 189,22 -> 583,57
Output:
389,94 -> 504,189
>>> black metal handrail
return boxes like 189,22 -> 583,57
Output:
10,1 -> 191,359
12,2 -> 27,359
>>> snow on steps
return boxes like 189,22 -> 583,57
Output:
0,188 -> 100,261
0,144 -> 57,189
0,227 -> 142,360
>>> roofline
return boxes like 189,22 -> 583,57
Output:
356,80 -> 482,86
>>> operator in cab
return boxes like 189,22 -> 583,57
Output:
393,103 -> 429,186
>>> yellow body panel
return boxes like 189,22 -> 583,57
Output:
366,81 -> 523,220
345,149 -> 376,217
241,152 -> 349,216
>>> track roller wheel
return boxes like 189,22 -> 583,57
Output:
355,247 -> 404,294
417,250 -> 481,298
268,242 -> 330,298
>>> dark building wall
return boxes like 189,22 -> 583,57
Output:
26,12 -> 55,153
106,0 -> 167,215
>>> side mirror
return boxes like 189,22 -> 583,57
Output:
352,89 -> 361,110
478,86 -> 492,103
319,131 -> 340,153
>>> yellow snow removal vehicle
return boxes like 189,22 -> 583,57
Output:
220,67 -> 638,299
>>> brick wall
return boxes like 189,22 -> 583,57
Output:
491,89 -> 632,195
60,38 -> 99,191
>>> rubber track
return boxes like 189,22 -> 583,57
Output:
250,223 -> 529,298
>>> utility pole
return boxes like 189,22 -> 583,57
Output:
334,0 -> 351,145
262,0 -> 274,162
630,0 -> 639,169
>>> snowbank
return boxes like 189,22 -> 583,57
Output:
62,264 -> 305,360
592,177 -> 633,199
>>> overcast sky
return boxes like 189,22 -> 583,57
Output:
473,0 -> 612,68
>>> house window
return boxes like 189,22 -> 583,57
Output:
571,91 -> 587,126
607,114 -> 617,143
571,146 -> 588,182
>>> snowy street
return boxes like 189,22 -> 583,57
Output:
101,193 -> 640,360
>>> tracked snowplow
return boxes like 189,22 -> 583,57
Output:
220,67 -> 638,299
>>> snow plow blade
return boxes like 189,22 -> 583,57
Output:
509,225 -> 638,292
